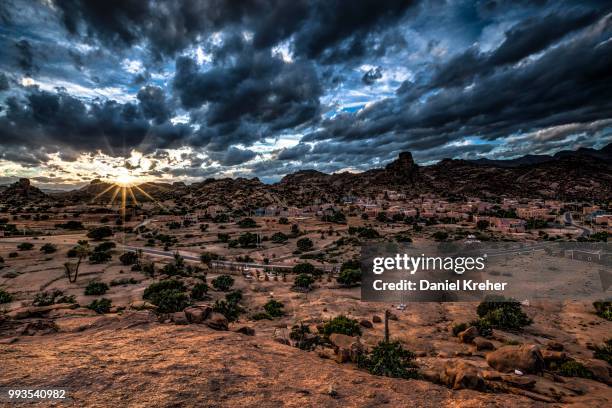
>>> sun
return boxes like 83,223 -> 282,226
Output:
115,173 -> 135,186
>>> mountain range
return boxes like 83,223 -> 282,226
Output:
1,143 -> 610,207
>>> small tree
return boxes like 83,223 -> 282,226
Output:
321,315 -> 361,337
87,298 -> 112,314
119,251 -> 139,265
337,268 -> 361,286
84,281 -> 109,296
293,262 -> 315,275
191,282 -> 209,300
40,243 -> 57,254
64,243 -> 90,283
293,273 -> 314,291
17,242 -> 34,251
358,341 -> 419,379
264,299 -> 284,317
271,232 -> 288,243
212,274 -> 234,291
238,217 -> 257,228
296,237 -> 313,252
87,226 -> 113,241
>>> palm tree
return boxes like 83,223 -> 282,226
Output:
64,243 -> 90,283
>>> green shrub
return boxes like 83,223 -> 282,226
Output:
251,312 -> 272,320
321,315 -> 361,337
119,251 -> 139,265
296,237 -> 313,252
191,282 -> 209,300
8,252 -> 18,258
225,290 -> 242,304
271,232 -> 288,243
33,289 -> 75,306
452,322 -> 468,336
109,278 -> 138,286
143,279 -> 186,300
593,300 -> 612,321
40,243 -> 57,254
237,232 -> 258,248
200,252 -> 219,264
88,251 -> 112,264
213,299 -> 242,322
154,290 -> 190,313
84,281 -> 109,296
278,217 -> 289,225
264,299 -> 284,317
592,339 -> 612,365
476,295 -> 531,330
212,275 -> 234,291
87,298 -> 112,314
293,273 -> 314,290
93,242 -> 116,252
557,361 -> 593,379
17,242 -> 34,251
469,319 -> 493,337
293,263 -> 315,275
238,217 -> 257,228
290,323 -> 319,350
337,268 -> 361,286
0,288 -> 13,304
87,226 -> 113,240
358,341 -> 419,379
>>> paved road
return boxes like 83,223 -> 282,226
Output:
564,211 -> 591,237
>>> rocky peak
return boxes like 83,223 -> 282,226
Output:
383,151 -> 419,184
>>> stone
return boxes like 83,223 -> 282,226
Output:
473,337 -> 494,351
0,337 -> 19,344
171,312 -> 188,325
486,345 -> 545,374
359,319 -> 373,329
458,326 -> 479,344
372,315 -> 382,323
184,306 -> 211,323
129,301 -> 157,311
388,312 -> 398,321
581,359 -> 612,385
541,350 -> 567,363
442,360 -> 486,391
7,303 -> 78,319
546,341 -> 564,351
500,374 -> 536,389
236,326 -> 255,336
205,312 -> 228,331
329,333 -> 364,363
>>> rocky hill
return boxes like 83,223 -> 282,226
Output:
0,178 -> 47,205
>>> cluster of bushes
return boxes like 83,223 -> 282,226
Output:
32,289 -> 75,306
200,252 -> 220,264
87,226 -> 114,241
321,210 -> 346,224
593,300 -> 611,321
271,232 -> 288,243
290,323 -> 319,350
17,242 -> 34,251
252,299 -> 285,320
191,282 -> 209,300
119,251 -> 139,266
162,253 -> 203,277
40,243 -> 57,254
292,274 -> 315,291
336,260 -> 361,287
592,338 -> 612,365
296,237 -> 313,252
213,290 -> 243,322
475,295 -> 531,331
238,218 -> 258,228
109,277 -> 138,287
84,281 -> 109,296
143,280 -> 190,314
55,220 -> 84,230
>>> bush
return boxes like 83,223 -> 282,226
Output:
87,226 -> 113,241
271,232 -> 288,243
212,275 -> 234,291
337,268 -> 361,286
557,361 -> 593,379
592,339 -> 612,365
89,251 -> 112,264
432,231 -> 449,241
17,242 -> 34,251
238,232 -> 258,248
213,297 -> 242,322
8,252 -> 18,258
87,298 -> 112,314
293,273 -> 314,290
476,295 -> 531,330
191,282 -> 209,300
251,312 -> 272,320
93,242 -> 116,252
33,289 -> 75,306
84,281 -> 109,296
109,278 -> 138,286
452,322 -> 468,336
264,299 -> 284,317
225,290 -> 242,304
143,279 -> 186,300
358,341 -> 419,379
238,217 -> 257,228
469,319 -> 493,337
278,217 -> 289,225
593,300 -> 612,321
0,288 -> 13,304
348,226 -> 380,239
119,251 -> 139,265
40,243 -> 57,254
293,263 -> 315,275
290,323 -> 319,350
56,220 -> 84,230
321,315 -> 361,337
155,290 -> 190,313
200,252 -> 219,264
296,237 -> 314,252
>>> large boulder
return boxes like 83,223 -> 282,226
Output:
359,319 -> 373,329
442,360 -> 486,391
7,303 -> 78,319
205,312 -> 228,331
458,326 -> 479,344
473,337 -> 494,351
236,326 -> 255,336
171,312 -> 188,325
184,306 -> 211,324
580,359 -> 612,385
372,315 -> 382,323
329,333 -> 364,363
486,345 -> 545,374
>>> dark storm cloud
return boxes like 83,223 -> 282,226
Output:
277,143 -> 312,160
362,67 -> 383,85
0,87 -> 190,162
15,39 -> 36,74
0,73 -> 9,91
174,49 -> 321,149
137,85 -> 171,124
208,147 -> 257,166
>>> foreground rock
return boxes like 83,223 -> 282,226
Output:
329,333 -> 364,363
486,345 -> 545,374
7,303 -> 78,319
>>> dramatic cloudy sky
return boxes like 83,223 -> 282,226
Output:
0,0 -> 611,188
